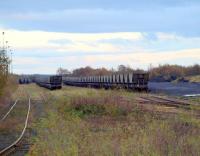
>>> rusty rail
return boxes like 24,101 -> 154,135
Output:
0,98 -> 31,156
0,99 -> 19,121
139,96 -> 191,109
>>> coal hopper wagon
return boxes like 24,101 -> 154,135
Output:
63,72 -> 149,91
35,75 -> 62,90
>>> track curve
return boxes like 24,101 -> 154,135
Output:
0,98 -> 31,156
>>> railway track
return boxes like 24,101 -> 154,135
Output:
0,98 -> 31,156
138,95 -> 191,109
0,99 -> 19,122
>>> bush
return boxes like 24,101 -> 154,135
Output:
0,75 -> 18,105
62,93 -> 134,118
29,87 -> 200,156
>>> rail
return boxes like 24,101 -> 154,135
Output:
0,99 -> 19,121
139,96 -> 191,109
0,98 -> 31,155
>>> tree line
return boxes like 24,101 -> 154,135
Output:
149,64 -> 200,82
57,65 -> 145,77
57,64 -> 200,82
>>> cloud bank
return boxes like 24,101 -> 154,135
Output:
1,28 -> 199,74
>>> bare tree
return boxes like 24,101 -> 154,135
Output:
57,67 -> 71,75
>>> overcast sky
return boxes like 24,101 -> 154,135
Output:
0,0 -> 200,74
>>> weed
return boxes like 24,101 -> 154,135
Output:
27,86 -> 200,156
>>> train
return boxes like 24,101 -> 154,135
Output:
63,72 -> 149,91
34,75 -> 62,90
19,76 -> 31,84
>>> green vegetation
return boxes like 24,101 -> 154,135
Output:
0,43 -> 15,103
0,75 -> 18,109
0,45 -> 11,96
28,86 -> 200,156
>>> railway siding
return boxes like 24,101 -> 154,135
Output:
0,98 -> 31,156
0,99 -> 19,122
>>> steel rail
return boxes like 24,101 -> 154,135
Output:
0,98 -> 31,155
139,96 -> 190,109
151,95 -> 190,106
0,99 -> 19,121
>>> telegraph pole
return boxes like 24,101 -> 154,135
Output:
11,50 -> 13,74
6,41 -> 8,56
2,32 -> 4,50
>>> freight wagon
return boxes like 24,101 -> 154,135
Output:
35,75 -> 62,90
19,76 -> 31,84
63,73 -> 149,91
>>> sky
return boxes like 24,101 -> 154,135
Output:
0,0 -> 200,74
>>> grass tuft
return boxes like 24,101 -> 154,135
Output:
28,86 -> 200,156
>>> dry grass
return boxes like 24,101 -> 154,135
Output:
0,75 -> 18,107
0,99 -> 30,144
26,86 -> 200,156
186,75 -> 200,83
